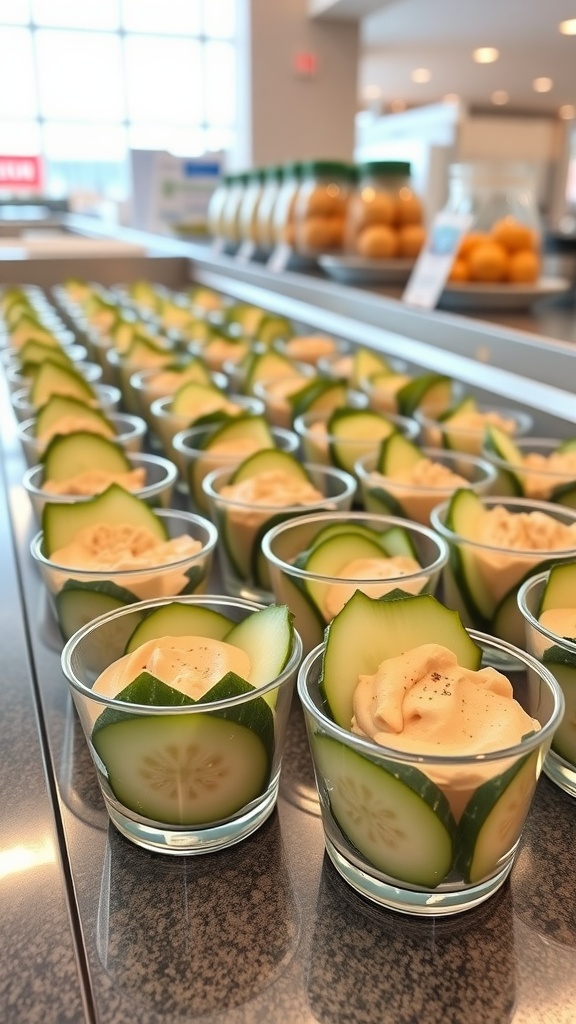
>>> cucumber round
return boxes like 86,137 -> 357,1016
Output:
224,604 -> 294,686
376,432 -> 423,476
125,603 -> 233,653
539,562 -> 576,613
327,408 -> 397,474
34,394 -> 116,440
289,379 -> 348,422
443,488 -> 494,622
312,734 -> 455,887
30,357 -> 97,407
321,590 -> 481,729
42,483 -> 168,556
93,712 -> 270,825
171,380 -> 228,417
350,347 -> 394,389
41,431 -> 130,481
56,580 -> 139,641
229,448 -> 310,484
199,414 -> 275,452
542,655 -> 576,764
302,533 -> 387,615
456,751 -> 539,883
396,373 -> 453,418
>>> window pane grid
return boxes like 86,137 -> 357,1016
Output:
0,1 -> 234,199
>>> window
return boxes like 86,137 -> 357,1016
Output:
0,0 -> 236,201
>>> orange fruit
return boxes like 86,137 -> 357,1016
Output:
356,224 -> 399,259
458,232 -> 490,258
507,248 -> 540,283
397,223 -> 426,257
394,189 -> 423,225
491,217 -> 538,252
467,241 -> 508,282
448,258 -> 470,283
354,190 -> 396,227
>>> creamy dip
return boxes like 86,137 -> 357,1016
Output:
93,635 -> 250,701
352,642 -> 539,818
37,415 -> 116,444
42,467 -> 146,496
49,524 -> 202,599
539,607 -> 576,639
323,555 -> 423,618
284,335 -> 337,364
368,374 -> 411,413
520,450 -> 576,500
259,376 -> 310,429
472,507 -> 576,605
367,458 -> 468,524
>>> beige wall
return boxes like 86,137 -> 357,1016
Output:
233,0 -> 359,169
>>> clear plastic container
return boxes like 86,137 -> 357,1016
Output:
271,161 -> 303,248
237,168 -> 267,245
445,162 -> 542,284
345,160 -> 425,260
219,172 -> 249,248
293,160 -> 355,256
206,173 -> 231,239
255,165 -> 284,251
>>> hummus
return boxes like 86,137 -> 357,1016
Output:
520,449 -> 576,500
539,607 -> 576,640
367,374 -> 411,414
323,555 -> 423,618
283,335 -> 337,364
474,506 -> 576,605
36,414 -> 116,445
93,635 -> 250,701
352,642 -> 540,818
367,457 -> 468,524
425,408 -> 518,453
48,524 -> 203,600
42,467 -> 146,496
258,376 -> 310,429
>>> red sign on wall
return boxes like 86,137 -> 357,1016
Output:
0,155 -> 43,190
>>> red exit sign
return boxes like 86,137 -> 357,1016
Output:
0,155 -> 43,190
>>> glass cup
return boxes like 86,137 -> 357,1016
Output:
298,632 -> 563,915
149,393 -> 263,473
172,423 -> 299,514
294,408 -> 418,476
61,594 -> 303,854
22,451 -> 178,524
30,508 -> 218,641
17,412 -> 147,467
430,496 -> 576,657
480,437 -> 576,504
10,380 -> 120,424
128,365 -> 227,427
356,447 -> 497,525
518,570 -> 576,798
417,404 -> 533,456
261,511 -> 448,655
202,463 -> 357,602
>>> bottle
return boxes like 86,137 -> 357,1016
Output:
256,165 -> 284,252
271,161 -> 303,249
206,173 -> 231,239
237,168 -> 267,246
345,160 -> 425,260
293,160 -> 355,257
445,162 -> 542,284
219,172 -> 249,249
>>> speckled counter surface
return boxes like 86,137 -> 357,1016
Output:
2,397 -> 576,1024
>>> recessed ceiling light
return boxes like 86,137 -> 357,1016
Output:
533,77 -> 553,93
491,90 -> 509,106
411,68 -> 431,83
473,47 -> 499,64
559,104 -> 576,119
559,18 -> 576,34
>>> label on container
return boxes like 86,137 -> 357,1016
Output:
402,211 -> 473,309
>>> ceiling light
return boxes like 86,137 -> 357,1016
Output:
559,104 -> 576,119
411,68 -> 431,83
533,77 -> 553,93
473,47 -> 499,64
491,90 -> 509,106
559,18 -> 576,34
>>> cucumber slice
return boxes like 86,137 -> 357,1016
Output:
457,751 -> 539,883
229,448 -> 310,484
444,488 -> 494,623
124,334 -> 171,364
438,396 -> 477,425
30,358 -> 97,407
380,525 -> 419,560
539,562 -> 576,614
483,426 -> 524,496
125,603 -> 233,653
171,380 -> 228,417
327,408 -> 397,474
492,585 -> 528,649
56,580 -> 139,641
350,347 -> 394,389
541,655 -> 576,764
199,414 -> 275,452
397,373 -> 453,418
361,484 -> 405,518
376,432 -> 423,476
19,339 -> 73,373
311,734 -> 455,887
42,482 -> 167,556
304,523 -> 387,549
289,379 -> 348,421
41,431 -> 131,481
92,710 -> 270,825
224,604 -> 294,686
557,438 -> 576,454
321,590 -> 481,729
255,314 -> 293,346
34,395 -> 116,440
302,533 -> 387,614
243,350 -> 297,394
550,481 -> 576,509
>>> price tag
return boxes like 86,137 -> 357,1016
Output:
402,211 -> 473,309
